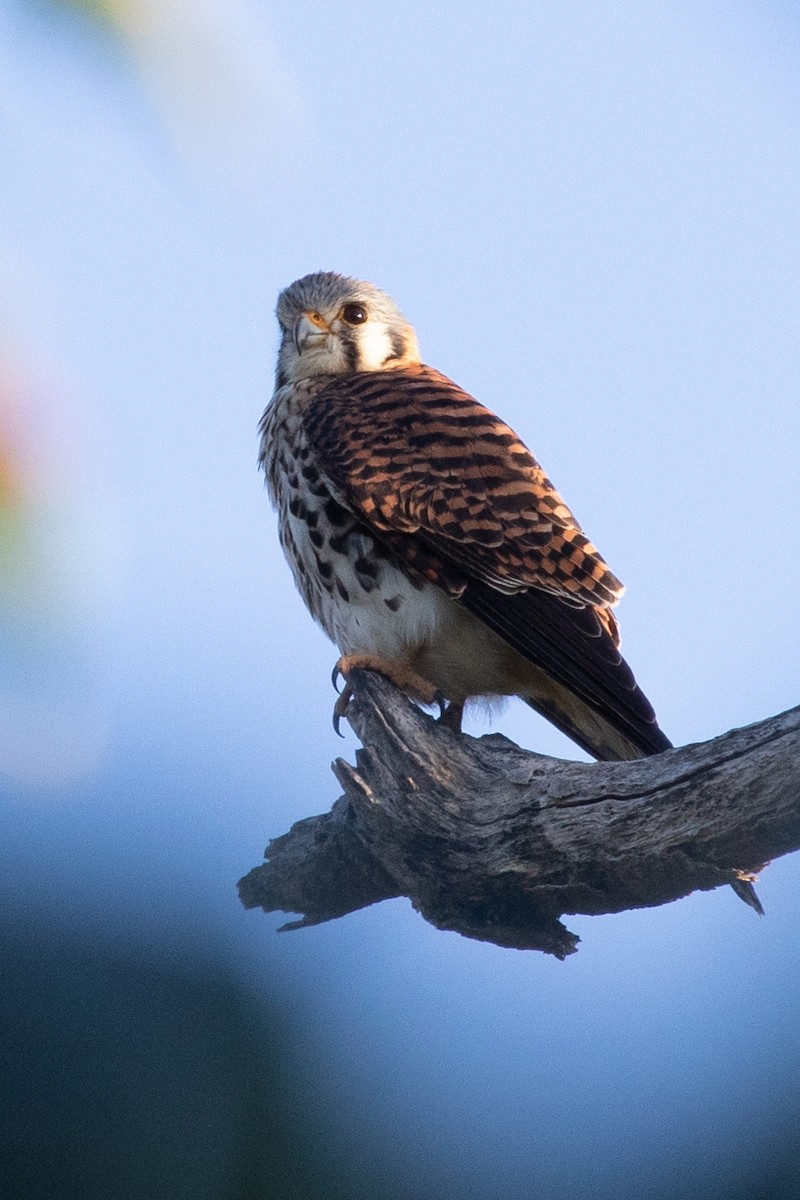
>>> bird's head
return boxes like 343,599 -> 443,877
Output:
274,272 -> 421,387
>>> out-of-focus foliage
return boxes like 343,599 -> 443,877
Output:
43,0 -> 306,187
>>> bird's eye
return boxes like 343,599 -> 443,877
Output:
342,302 -> 368,325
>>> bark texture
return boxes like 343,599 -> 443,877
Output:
238,669 -> 800,957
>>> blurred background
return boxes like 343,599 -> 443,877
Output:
2,1 -> 800,1197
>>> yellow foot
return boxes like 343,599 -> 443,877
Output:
330,653 -> 441,735
333,654 -> 439,704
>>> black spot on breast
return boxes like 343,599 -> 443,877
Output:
354,555 -> 378,579
384,595 -> 404,612
353,555 -> 379,593
324,498 -> 350,527
288,495 -> 307,520
335,578 -> 350,602
309,528 -> 324,549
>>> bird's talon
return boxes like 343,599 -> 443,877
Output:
331,663 -> 343,694
332,685 -> 352,737
433,690 -> 447,719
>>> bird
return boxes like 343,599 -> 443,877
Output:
258,270 -> 672,762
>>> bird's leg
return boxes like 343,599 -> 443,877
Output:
331,653 -> 440,735
438,700 -> 464,733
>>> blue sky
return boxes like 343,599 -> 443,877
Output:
2,2 -> 800,1197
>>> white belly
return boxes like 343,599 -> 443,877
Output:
285,509 -> 450,657
285,510 -> 530,703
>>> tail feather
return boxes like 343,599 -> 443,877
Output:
461,581 -> 672,761
523,688 -> 668,762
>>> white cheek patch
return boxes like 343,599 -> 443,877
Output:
356,323 -> 392,370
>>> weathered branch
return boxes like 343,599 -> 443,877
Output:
239,670 -> 800,957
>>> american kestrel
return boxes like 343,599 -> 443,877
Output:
259,272 -> 671,761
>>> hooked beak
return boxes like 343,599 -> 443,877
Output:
293,311 -> 330,354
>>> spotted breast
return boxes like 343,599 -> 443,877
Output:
259,378 -> 452,665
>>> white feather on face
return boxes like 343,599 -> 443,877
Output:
274,271 -> 420,386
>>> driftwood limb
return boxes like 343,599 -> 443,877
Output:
239,669 -> 800,957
